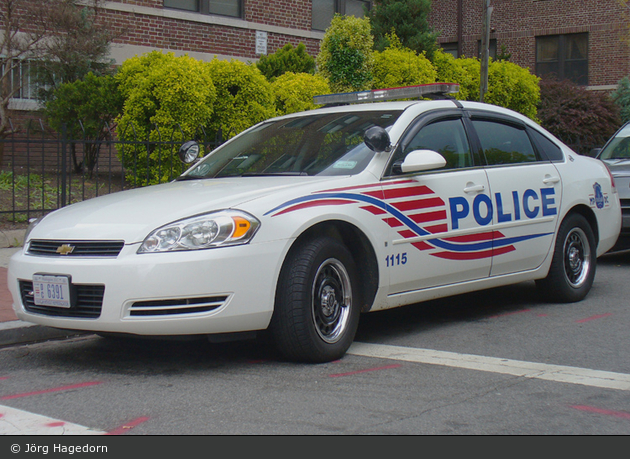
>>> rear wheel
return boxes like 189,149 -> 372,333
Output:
269,236 -> 361,363
536,213 -> 596,303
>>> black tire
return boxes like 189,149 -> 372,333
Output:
269,236 -> 361,363
536,213 -> 596,303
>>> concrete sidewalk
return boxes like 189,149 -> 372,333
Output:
0,228 -> 86,347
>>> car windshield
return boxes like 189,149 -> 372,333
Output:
178,110 -> 402,179
599,125 -> 630,161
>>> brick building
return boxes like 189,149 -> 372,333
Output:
429,0 -> 630,90
5,0 -> 629,108
101,1 -> 629,91
99,1 -> 370,65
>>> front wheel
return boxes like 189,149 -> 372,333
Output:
269,237 -> 361,363
536,213 -> 596,303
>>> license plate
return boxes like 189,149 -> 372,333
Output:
33,274 -> 71,308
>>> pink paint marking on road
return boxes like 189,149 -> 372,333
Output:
44,421 -> 66,427
106,416 -> 150,435
0,381 -> 103,400
570,405 -> 630,420
575,313 -> 613,323
488,309 -> 531,319
329,364 -> 402,378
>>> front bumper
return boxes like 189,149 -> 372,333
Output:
7,239 -> 288,336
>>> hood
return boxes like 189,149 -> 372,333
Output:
28,176 -> 344,244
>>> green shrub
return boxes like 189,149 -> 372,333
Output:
44,72 -> 123,176
455,57 -> 482,102
316,14 -> 374,93
538,78 -> 620,154
271,72 -> 331,115
115,51 -> 216,186
368,0 -> 438,60
612,76 -> 630,123
432,49 -> 474,100
207,59 -> 276,139
372,38 -> 436,89
256,43 -> 316,81
485,59 -> 540,121
432,53 -> 540,120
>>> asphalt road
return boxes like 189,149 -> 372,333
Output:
1,250 -> 630,435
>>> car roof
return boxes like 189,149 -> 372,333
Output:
263,98 -> 561,150
273,98 -> 536,126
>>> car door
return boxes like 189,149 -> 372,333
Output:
382,112 -> 493,295
468,114 -> 562,276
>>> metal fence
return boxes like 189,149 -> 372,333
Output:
0,120 -> 224,224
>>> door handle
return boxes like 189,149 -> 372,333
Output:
543,175 -> 560,185
463,184 -> 485,193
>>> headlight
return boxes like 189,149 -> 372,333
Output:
24,216 -> 43,243
138,210 -> 260,253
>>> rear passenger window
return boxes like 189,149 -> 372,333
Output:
472,120 -> 538,165
529,129 -> 564,161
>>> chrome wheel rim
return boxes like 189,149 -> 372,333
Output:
563,227 -> 591,288
311,258 -> 352,344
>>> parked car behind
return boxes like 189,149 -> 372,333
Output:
595,121 -> 630,251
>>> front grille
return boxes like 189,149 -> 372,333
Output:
27,240 -> 125,257
620,199 -> 630,209
20,281 -> 104,319
129,296 -> 228,316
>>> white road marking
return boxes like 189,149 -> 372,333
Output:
348,342 -> 630,391
0,404 -> 105,435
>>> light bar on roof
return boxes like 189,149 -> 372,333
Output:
313,83 -> 460,106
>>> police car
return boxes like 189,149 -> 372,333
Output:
7,84 -> 621,363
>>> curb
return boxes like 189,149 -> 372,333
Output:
0,320 -> 89,347
0,229 -> 25,249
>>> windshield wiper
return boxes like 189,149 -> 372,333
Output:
175,175 -> 209,181
241,171 -> 309,176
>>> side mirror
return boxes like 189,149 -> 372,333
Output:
364,126 -> 391,153
588,148 -> 602,158
396,149 -> 447,174
179,140 -> 200,164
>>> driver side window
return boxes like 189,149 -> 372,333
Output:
403,118 -> 472,170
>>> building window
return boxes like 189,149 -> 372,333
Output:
477,39 -> 497,60
312,0 -> 371,31
440,43 -> 459,58
164,0 -> 242,18
3,59 -> 38,101
536,33 -> 588,85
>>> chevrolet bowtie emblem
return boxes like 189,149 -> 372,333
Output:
56,244 -> 75,255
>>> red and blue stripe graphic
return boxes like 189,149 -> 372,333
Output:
264,180 -> 551,260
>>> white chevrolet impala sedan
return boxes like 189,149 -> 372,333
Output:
7,84 -> 621,362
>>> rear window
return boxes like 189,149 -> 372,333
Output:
530,129 -> 564,161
